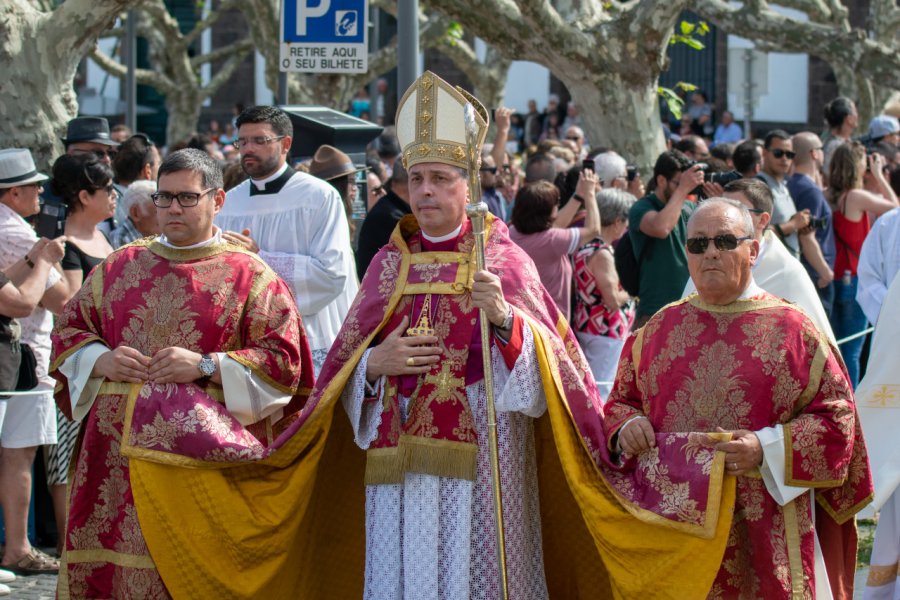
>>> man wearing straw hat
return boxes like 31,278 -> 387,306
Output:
0,148 -> 72,577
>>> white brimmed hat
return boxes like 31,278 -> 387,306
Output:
0,149 -> 49,189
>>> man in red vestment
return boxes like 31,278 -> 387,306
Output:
50,149 -> 314,599
606,197 -> 873,599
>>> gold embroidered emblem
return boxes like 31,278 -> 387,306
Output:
418,144 -> 432,156
424,363 -> 465,403
407,294 -> 436,337
452,146 -> 465,161
868,384 -> 900,407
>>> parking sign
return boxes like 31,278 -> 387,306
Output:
280,0 -> 369,73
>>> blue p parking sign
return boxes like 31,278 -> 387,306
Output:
280,0 -> 369,73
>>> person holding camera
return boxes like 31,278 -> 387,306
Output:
787,132 -> 836,314
0,148 -> 75,576
827,142 -> 899,388
628,149 -> 704,327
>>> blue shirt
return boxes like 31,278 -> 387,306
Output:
786,173 -> 836,282
713,122 -> 743,146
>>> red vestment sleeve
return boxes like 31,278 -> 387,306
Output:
494,311 -> 524,371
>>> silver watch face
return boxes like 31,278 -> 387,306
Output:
199,355 -> 216,377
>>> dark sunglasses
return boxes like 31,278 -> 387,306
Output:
686,234 -> 752,254
769,149 -> 796,160
72,148 -> 117,160
480,166 -> 498,174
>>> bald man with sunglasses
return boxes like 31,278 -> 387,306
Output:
605,197 -> 872,599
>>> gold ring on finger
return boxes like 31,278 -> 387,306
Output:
406,357 -> 415,367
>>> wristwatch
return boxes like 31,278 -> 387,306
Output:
198,354 -> 217,378
498,306 -> 514,331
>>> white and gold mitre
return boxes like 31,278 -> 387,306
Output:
395,71 -> 489,171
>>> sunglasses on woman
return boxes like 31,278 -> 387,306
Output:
686,234 -> 752,254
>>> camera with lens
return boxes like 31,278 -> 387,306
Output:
626,165 -> 638,182
687,161 -> 742,198
809,216 -> 828,230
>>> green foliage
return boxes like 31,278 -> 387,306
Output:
445,22 -> 464,47
660,21 -> 709,118
658,86 -> 685,119
670,19 -> 709,50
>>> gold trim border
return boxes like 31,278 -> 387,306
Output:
65,549 -> 156,569
529,314 -> 730,539
782,499 -> 807,599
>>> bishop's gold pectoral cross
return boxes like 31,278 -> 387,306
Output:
407,294 -> 436,337
424,362 -> 465,402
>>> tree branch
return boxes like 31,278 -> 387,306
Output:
201,45 -> 252,96
44,0 -> 143,58
184,0 -> 242,46
89,46 -> 175,93
190,38 -> 254,68
696,0 -> 900,89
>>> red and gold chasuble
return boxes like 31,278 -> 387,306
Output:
50,239 -> 314,599
605,294 -> 873,599
308,214 -> 740,598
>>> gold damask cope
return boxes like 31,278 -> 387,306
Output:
395,70 -> 489,171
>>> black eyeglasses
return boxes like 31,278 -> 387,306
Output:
565,136 -> 581,141
97,183 -> 115,195
151,188 -> 214,208
71,148 -> 117,160
480,166 -> 497,174
769,149 -> 796,160
686,234 -> 752,254
233,135 -> 285,149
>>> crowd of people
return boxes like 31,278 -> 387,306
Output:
0,74 -> 897,598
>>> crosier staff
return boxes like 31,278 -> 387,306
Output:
463,102 -> 509,600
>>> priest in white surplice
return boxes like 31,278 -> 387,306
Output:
335,72 -> 549,600
683,178 -> 836,342
859,273 -> 900,599
217,105 -> 358,373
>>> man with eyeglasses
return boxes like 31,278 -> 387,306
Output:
607,197 -> 872,599
217,105 -> 357,375
757,130 -> 810,259
478,151 -> 506,220
682,180 -> 834,342
50,148 -> 316,598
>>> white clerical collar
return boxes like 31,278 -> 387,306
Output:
738,278 -> 764,299
422,223 -> 463,243
158,226 -> 223,249
251,163 -> 289,190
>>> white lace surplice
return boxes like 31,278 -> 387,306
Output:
343,326 -> 548,600
218,172 -> 359,371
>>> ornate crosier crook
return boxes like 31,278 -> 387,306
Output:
463,102 -> 509,600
